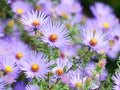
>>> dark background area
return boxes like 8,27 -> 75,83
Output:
80,0 -> 120,18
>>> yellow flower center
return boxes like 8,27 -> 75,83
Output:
66,23 -> 71,29
35,5 -> 42,11
103,23 -> 109,29
61,12 -> 68,19
31,64 -> 39,72
75,82 -> 83,88
86,77 -> 92,83
49,34 -> 58,42
16,9 -> 24,15
109,40 -> 115,46
8,20 -> 14,27
100,49 -> 105,54
32,20 -> 40,27
89,38 -> 97,46
56,69 -> 63,76
5,66 -> 13,73
16,52 -> 23,59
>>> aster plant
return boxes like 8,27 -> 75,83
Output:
0,0 -> 120,90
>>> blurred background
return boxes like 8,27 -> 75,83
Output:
80,0 -> 120,18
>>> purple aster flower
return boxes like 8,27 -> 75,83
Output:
100,69 -> 108,81
0,57 -> 20,77
80,28 -> 109,50
52,58 -> 66,76
107,39 -> 120,59
112,71 -> 120,90
84,62 -> 96,77
21,10 -> 50,32
36,0 -> 55,15
0,40 -> 13,58
109,24 -> 120,44
11,1 -> 32,15
85,62 -> 108,81
60,44 -> 77,58
20,52 -> 50,79
11,39 -> 30,62
69,70 -> 86,89
84,18 -> 99,30
59,45 -> 77,68
90,2 -> 114,18
0,78 -> 5,90
61,73 -> 70,84
60,0 -> 82,14
97,15 -> 117,30
41,21 -> 71,48
55,4 -> 71,19
25,85 -> 39,90
107,43 -> 120,59
14,81 -> 25,90
1,74 -> 18,85
95,44 -> 110,55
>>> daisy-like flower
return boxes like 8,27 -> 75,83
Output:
41,21 -> 71,48
21,10 -> 50,31
2,74 -> 18,85
52,58 -> 66,76
69,70 -> 86,89
20,52 -> 50,79
90,2 -> 113,18
97,15 -> 117,30
11,1 -> 31,15
112,71 -> 120,90
11,39 -> 30,62
80,28 -> 109,50
0,57 -> 20,76
25,85 -> 39,90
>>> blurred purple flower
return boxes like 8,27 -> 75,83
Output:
11,1 -> 32,16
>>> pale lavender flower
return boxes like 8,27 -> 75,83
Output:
90,2 -> 114,18
20,52 -> 50,79
69,70 -> 86,89
11,39 -> 30,62
41,21 -> 71,48
52,58 -> 66,76
80,28 -> 109,50
21,10 -> 50,31
0,78 -> 5,90
11,1 -> 32,15
112,71 -> 120,90
84,19 -> 99,30
97,15 -> 117,30
0,40 -> 13,58
85,62 -> 108,81
1,74 -> 18,85
60,0 -> 82,14
55,4 -> 71,19
25,85 -> 39,90
0,57 -> 20,77
61,73 -> 70,84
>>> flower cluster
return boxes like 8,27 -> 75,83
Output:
0,0 -> 120,90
